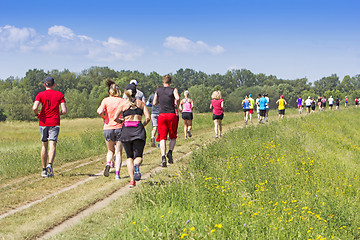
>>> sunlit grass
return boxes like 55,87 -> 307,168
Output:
98,108 -> 360,239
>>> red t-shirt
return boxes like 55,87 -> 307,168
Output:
35,89 -> 66,126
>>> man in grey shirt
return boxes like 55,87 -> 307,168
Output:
123,79 -> 145,102
146,86 -> 161,147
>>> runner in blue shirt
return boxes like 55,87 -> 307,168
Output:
242,95 -> 250,125
258,94 -> 268,123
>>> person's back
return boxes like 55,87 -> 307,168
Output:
278,98 -> 285,110
259,97 -> 268,110
249,97 -> 255,109
157,87 -> 175,114
36,89 -> 65,127
33,77 -> 67,178
148,93 -> 160,115
182,98 -> 192,112
211,99 -> 224,115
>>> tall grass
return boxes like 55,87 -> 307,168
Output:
101,109 -> 360,239
0,112 -> 242,181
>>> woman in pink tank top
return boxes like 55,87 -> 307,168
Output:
179,90 -> 194,139
210,90 -> 224,138
97,79 -> 124,180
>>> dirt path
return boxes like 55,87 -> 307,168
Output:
1,112 -> 300,239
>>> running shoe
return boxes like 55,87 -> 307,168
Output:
162,156 -> 167,168
115,175 -> 121,180
151,137 -> 156,147
187,131 -> 192,137
129,180 -> 136,188
134,164 -> 141,181
41,169 -> 48,178
167,151 -> 173,164
46,164 -> 54,178
103,164 -> 110,177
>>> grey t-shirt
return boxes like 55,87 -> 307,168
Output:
123,89 -> 145,102
147,93 -> 160,115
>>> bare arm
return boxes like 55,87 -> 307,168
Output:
97,101 -> 106,120
221,101 -> 224,109
190,99 -> 194,110
32,101 -> 40,116
113,104 -> 123,124
153,91 -> 159,106
142,101 -> 151,127
179,99 -> 184,112
174,88 -> 180,109
60,102 -> 67,115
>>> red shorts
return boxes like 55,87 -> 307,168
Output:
156,113 -> 178,141
249,109 -> 254,114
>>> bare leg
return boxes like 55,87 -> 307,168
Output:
127,158 -> 134,181
214,120 -> 219,137
48,141 -> 57,164
114,141 -> 122,173
160,139 -> 167,156
169,138 -> 176,151
41,141 -> 48,168
218,120 -> 222,137
183,119 -> 188,138
151,126 -> 158,138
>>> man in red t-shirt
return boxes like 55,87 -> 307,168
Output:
32,77 -> 67,178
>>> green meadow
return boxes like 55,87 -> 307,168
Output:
91,108 -> 360,239
0,112 -> 242,182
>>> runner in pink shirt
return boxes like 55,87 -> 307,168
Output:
97,79 -> 125,180
179,90 -> 194,139
210,91 -> 224,138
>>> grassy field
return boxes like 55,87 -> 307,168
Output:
61,108 -> 360,240
0,112 -> 244,182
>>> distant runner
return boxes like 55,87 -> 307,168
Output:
265,94 -> 270,122
317,96 -> 322,111
311,97 -> 316,113
32,77 -> 67,178
328,96 -> 334,110
297,96 -> 303,114
242,95 -> 250,125
276,95 -> 287,119
256,94 -> 261,121
97,79 -> 124,179
179,90 -> 194,139
355,97 -> 358,107
258,94 -> 268,123
114,84 -> 150,188
305,96 -> 312,114
345,96 -> 348,108
321,96 -> 327,111
210,91 -> 224,138
335,96 -> 340,110
248,94 -> 255,123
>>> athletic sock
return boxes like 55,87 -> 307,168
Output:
115,171 -> 120,175
106,161 -> 111,165
43,168 -> 47,171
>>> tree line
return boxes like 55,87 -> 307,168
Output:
0,66 -> 359,121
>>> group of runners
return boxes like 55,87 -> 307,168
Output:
296,95 -> 354,114
33,75 -> 358,188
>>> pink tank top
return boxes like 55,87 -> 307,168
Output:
182,99 -> 192,112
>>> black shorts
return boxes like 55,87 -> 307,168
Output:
182,112 -> 193,120
213,113 -> 224,120
122,139 -> 145,159
243,109 -> 250,112
329,104 -> 333,107
311,106 -> 315,110
278,109 -> 285,115
260,110 -> 266,117
356,102 -> 358,105
321,102 -> 326,107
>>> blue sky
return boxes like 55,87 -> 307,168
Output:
0,0 -> 359,83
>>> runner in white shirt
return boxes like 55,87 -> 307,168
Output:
328,96 -> 334,110
305,96 -> 312,114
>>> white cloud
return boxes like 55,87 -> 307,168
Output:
0,25 -> 38,52
163,36 -> 225,54
0,25 -> 143,61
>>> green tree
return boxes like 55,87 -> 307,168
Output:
0,87 -> 33,121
